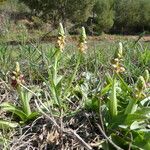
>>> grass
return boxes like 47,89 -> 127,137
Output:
0,24 -> 150,150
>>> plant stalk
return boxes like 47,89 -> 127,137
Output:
51,50 -> 61,106
17,86 -> 31,116
109,75 -> 118,118
63,53 -> 81,99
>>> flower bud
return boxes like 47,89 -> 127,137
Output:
118,66 -> 125,73
118,42 -> 123,57
136,76 -> 146,91
15,62 -> 20,73
58,23 -> 65,36
114,42 -> 123,59
78,27 -> 87,53
79,27 -> 87,43
143,69 -> 149,82
56,23 -> 65,52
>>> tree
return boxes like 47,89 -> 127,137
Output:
114,0 -> 150,33
93,0 -> 114,34
19,0 -> 94,27
138,0 -> 150,31
66,0 -> 94,23
114,0 -> 141,33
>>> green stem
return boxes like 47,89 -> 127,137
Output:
53,51 -> 59,85
109,74 -> 118,118
63,53 -> 81,99
51,50 -> 61,106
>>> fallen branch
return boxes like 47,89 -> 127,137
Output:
96,123 -> 124,150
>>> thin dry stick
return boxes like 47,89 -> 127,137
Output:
60,108 -> 64,149
98,99 -> 109,149
98,99 -> 105,131
96,123 -> 124,150
10,133 -> 34,150
65,129 -> 93,150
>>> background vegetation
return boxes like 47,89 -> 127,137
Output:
0,0 -> 150,35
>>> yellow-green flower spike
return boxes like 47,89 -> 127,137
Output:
80,27 -> 87,43
78,27 -> 87,53
114,42 -> 123,59
56,23 -> 66,52
136,76 -> 146,91
143,69 -> 149,82
111,42 -> 125,73
82,27 -> 86,38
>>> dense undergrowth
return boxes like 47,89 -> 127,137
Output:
0,24 -> 150,150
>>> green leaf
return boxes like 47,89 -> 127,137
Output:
135,107 -> 150,117
0,120 -> 18,129
0,102 -> 27,121
132,131 -> 150,150
109,114 -> 127,129
85,97 -> 99,111
117,73 -> 132,94
24,88 -> 36,103
130,121 -> 145,130
101,83 -> 111,96
110,133 -> 129,149
105,72 -> 113,85
140,96 -> 150,106
55,75 -> 63,86
125,114 -> 148,125
26,112 -> 39,121
125,98 -> 138,114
